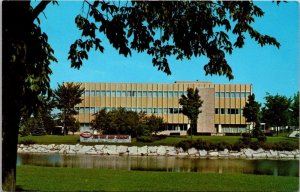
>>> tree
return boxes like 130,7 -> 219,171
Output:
66,117 -> 80,135
91,108 -> 110,134
290,92 -> 299,127
261,93 -> 291,136
2,0 -> 282,190
53,82 -> 85,135
3,1 -> 57,190
179,88 -> 203,139
243,93 -> 261,130
145,115 -> 165,136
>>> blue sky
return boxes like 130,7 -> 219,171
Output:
36,1 -> 299,104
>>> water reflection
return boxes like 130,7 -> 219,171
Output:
17,154 -> 299,177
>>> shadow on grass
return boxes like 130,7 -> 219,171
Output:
16,185 -> 105,192
16,185 -> 38,191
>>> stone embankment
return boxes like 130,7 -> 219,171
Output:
17,144 -> 300,159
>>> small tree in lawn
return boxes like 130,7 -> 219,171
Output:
179,88 -> 203,139
145,114 -> 165,136
261,93 -> 291,136
53,82 -> 84,135
243,93 -> 264,138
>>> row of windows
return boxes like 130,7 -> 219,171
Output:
77,107 -> 244,115
215,92 -> 251,98
83,90 -> 186,98
76,107 -> 183,114
215,108 -> 243,115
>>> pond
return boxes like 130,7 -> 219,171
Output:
17,153 -> 299,177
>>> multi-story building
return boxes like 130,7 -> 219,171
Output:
74,81 -> 252,135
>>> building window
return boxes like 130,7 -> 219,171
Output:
241,93 -> 246,98
220,108 -> 225,114
157,91 -> 163,97
85,90 -> 90,96
137,91 -> 142,97
142,91 -> 147,97
106,91 -> 111,97
236,92 -> 241,98
215,108 -> 219,114
225,92 -> 230,98
215,92 -> 220,97
219,92 -> 225,98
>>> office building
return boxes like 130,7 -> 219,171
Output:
74,81 -> 252,135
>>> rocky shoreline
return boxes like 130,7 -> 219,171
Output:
18,144 -> 300,159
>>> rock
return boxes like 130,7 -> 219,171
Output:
188,148 -> 198,156
166,147 -> 177,156
199,150 -> 207,156
219,149 -> 229,157
279,151 -> 295,159
208,151 -> 218,157
157,146 -> 167,156
243,148 -> 254,158
177,152 -> 189,156
253,153 -> 267,158
77,146 -> 92,154
117,146 -> 128,155
148,146 -> 158,154
266,150 -> 278,158
103,145 -> 118,155
138,146 -> 148,156
86,151 -> 98,155
128,146 -> 139,155
95,145 -> 105,151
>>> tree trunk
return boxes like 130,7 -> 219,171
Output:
2,110 -> 20,191
2,2 -> 32,190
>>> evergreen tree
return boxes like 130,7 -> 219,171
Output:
179,88 -> 203,139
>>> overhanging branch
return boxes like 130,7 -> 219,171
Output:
32,0 -> 52,21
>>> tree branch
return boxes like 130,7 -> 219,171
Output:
32,0 -> 52,21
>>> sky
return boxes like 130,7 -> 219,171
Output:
35,1 -> 299,104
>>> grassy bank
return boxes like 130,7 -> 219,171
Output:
18,135 -> 80,144
19,135 -> 298,146
17,165 -> 299,191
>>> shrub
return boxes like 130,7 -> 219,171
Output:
240,135 -> 251,145
175,140 -> 194,151
249,142 -> 260,150
193,139 -> 215,150
216,142 -> 233,151
257,135 -> 267,143
136,136 -> 153,143
19,139 -> 36,145
232,141 -> 247,151
260,142 -> 273,150
274,142 -> 298,151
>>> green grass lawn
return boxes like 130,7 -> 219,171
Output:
18,134 -> 299,146
18,135 -> 80,144
16,165 -> 299,192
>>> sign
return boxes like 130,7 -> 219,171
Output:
80,133 -> 131,143
80,131 -> 93,138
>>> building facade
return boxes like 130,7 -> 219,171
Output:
74,81 -> 252,135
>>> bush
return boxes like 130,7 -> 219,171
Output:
240,134 -> 251,145
232,141 -> 247,151
249,142 -> 260,150
175,140 -> 194,151
257,135 -> 267,143
19,139 -> 36,145
274,142 -> 298,151
136,136 -> 153,143
216,142 -> 233,151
